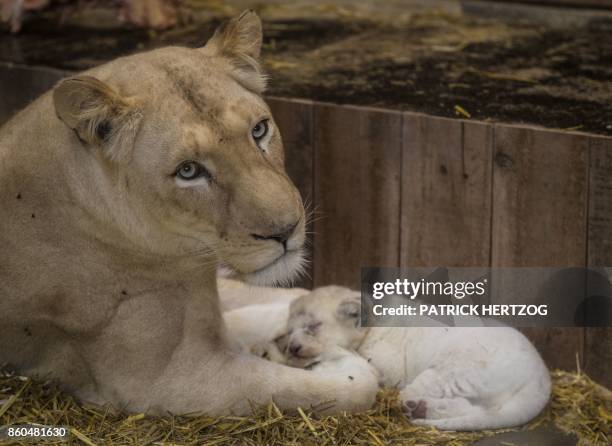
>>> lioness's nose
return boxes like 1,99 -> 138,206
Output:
252,221 -> 298,248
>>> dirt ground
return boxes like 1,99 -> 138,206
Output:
0,0 -> 610,135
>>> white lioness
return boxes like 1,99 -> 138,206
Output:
0,11 -> 380,415
244,286 -> 552,431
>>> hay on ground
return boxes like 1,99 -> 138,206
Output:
0,369 -> 609,445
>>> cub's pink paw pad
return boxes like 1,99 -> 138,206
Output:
403,399 -> 427,419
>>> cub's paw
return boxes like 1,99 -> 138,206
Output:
399,394 -> 476,426
402,399 -> 428,419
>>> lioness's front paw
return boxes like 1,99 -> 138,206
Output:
309,347 -> 380,412
251,341 -> 286,364
312,346 -> 379,376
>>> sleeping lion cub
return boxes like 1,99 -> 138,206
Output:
230,285 -> 551,431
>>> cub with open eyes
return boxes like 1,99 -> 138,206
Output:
261,286 -> 551,431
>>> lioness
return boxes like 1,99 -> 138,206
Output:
0,11 -> 379,415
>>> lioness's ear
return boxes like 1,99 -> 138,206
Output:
202,10 -> 266,93
205,10 -> 262,60
53,76 -> 142,162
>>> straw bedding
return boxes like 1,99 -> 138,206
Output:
0,369 -> 609,445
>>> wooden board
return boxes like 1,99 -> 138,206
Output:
491,124 -> 589,371
313,104 -> 402,288
401,115 -> 493,267
585,135 -> 612,387
267,97 -> 315,289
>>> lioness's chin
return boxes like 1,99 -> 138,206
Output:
233,249 -> 306,287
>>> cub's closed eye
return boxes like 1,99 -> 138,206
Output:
306,322 -> 322,333
175,161 -> 210,181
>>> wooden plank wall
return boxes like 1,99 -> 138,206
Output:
490,125 -> 589,372
313,104 -> 403,287
267,97 -> 612,387
401,115 -> 492,267
586,136 -> 612,386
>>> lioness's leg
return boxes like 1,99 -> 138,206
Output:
62,288 -> 376,415
152,346 -> 379,415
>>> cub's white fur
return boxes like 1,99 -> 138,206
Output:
219,277 -> 307,312
221,280 -> 380,400
236,285 -> 551,431
220,278 -> 299,354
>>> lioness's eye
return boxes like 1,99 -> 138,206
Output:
175,161 -> 210,181
251,119 -> 268,143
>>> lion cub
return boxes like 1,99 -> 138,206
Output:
222,281 -> 381,395
258,286 -> 551,431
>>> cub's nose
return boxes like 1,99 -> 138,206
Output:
252,221 -> 299,249
288,342 -> 302,356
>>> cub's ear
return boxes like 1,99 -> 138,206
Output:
53,76 -> 142,162
289,295 -> 308,316
336,298 -> 361,324
202,10 -> 266,93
